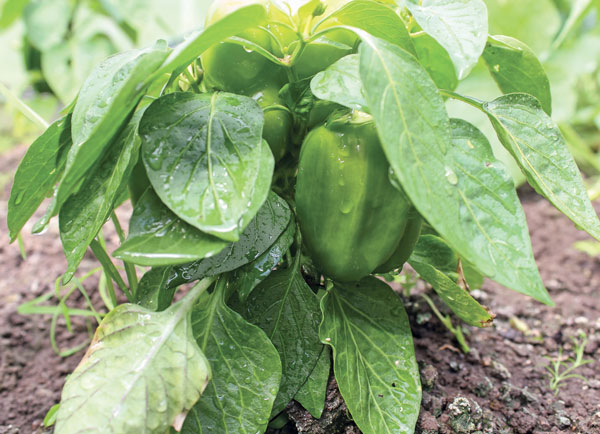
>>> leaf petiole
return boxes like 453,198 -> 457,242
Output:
439,89 -> 484,110
111,211 -> 138,295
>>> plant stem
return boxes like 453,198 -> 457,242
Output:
183,68 -> 201,93
179,277 -> 216,312
17,233 -> 27,260
0,82 -> 49,129
421,293 -> 470,353
111,211 -> 138,295
439,89 -> 485,110
90,239 -> 132,302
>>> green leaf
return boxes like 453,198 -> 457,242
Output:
116,142 -> 274,266
311,54 -> 367,111
482,35 -> 552,115
448,118 -> 550,303
113,188 -> 229,266
8,116 -> 71,242
23,0 -> 71,51
231,217 -> 296,302
359,35 -> 551,305
294,346 -> 330,419
182,281 -> 281,433
405,0 -> 488,79
40,28 -> 120,105
153,4 -> 267,77
413,33 -> 458,91
169,192 -> 292,286
319,277 -> 421,434
59,112 -> 142,281
319,0 -> 416,55
409,235 -> 494,327
55,280 -> 213,433
237,260 -> 322,416
135,266 -> 177,311
140,91 -> 270,242
483,93 -> 600,242
0,0 -> 29,29
37,42 -> 170,231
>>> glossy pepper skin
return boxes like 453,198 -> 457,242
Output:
201,0 -> 284,94
375,207 -> 422,273
252,86 -> 292,162
296,112 -> 412,282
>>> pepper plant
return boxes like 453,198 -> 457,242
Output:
8,0 -> 600,432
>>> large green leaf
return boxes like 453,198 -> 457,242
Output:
294,346 -> 330,419
319,0 -> 416,55
311,54 -> 367,111
54,280 -> 212,433
409,235 -> 494,327
483,93 -> 600,242
153,4 -> 267,77
115,142 -> 274,266
413,33 -> 458,91
182,281 -> 281,433
482,35 -> 552,115
59,112 -> 142,281
405,0 -> 488,79
23,0 -> 71,51
237,260 -> 322,416
169,192 -> 292,287
36,42 -> 170,231
7,116 -> 71,242
359,36 -> 551,304
113,188 -> 229,266
140,91 -> 269,242
320,277 -> 421,434
448,119 -> 549,303
231,217 -> 296,302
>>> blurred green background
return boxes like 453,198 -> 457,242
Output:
1,0 -> 600,192
0,0 -> 212,153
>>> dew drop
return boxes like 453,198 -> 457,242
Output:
444,166 -> 458,185
14,191 -> 24,205
339,197 -> 354,214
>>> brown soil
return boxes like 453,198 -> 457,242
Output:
1,145 -> 599,433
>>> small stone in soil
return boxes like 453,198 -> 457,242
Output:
474,376 -> 494,398
420,364 -> 439,390
490,360 -> 511,380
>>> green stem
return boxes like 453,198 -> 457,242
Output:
111,211 -> 138,295
226,36 -> 289,67
179,277 -> 216,312
409,31 -> 426,38
0,82 -> 49,129
90,239 -> 132,302
421,293 -> 470,353
17,233 -> 27,260
264,104 -> 294,115
439,89 -> 485,110
183,68 -> 201,93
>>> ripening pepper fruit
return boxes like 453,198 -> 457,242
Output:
128,158 -> 151,207
268,0 -> 358,79
296,111 -> 414,281
251,85 -> 292,162
374,207 -> 422,273
201,0 -> 284,94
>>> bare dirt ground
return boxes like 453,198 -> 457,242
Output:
1,145 -> 599,434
